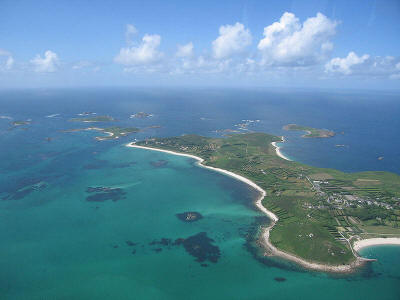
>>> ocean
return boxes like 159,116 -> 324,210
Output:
0,88 -> 399,299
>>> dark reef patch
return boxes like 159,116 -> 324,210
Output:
150,160 -> 168,167
173,238 -> 185,246
83,160 -> 136,170
126,241 -> 137,246
82,160 -> 109,170
111,161 -> 137,169
274,277 -> 286,282
2,177 -> 48,201
179,232 -> 220,263
176,212 -> 203,223
86,186 -> 126,202
149,238 -> 172,247
141,233 -> 220,264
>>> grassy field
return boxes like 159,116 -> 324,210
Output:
136,132 -> 400,265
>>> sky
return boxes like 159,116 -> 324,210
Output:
0,0 -> 400,89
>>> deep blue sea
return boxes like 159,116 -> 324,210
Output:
0,88 -> 399,299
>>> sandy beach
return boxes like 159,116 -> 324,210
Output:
125,141 -> 398,273
271,139 -> 292,161
353,238 -> 400,252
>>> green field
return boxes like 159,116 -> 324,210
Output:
136,132 -> 400,265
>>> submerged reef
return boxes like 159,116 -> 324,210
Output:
175,232 -> 221,263
85,186 -> 126,202
140,232 -> 221,264
176,212 -> 203,222
150,160 -> 168,167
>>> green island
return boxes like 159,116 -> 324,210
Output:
284,124 -> 335,138
98,127 -> 140,140
130,112 -> 153,118
133,132 -> 400,268
63,126 -> 140,140
11,120 -> 31,126
69,115 -> 114,123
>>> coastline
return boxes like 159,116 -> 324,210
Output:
125,141 -> 398,273
353,238 -> 400,252
271,138 -> 292,161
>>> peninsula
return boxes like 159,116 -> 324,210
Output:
127,133 -> 400,272
284,124 -> 335,138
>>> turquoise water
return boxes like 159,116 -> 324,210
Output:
0,89 -> 399,299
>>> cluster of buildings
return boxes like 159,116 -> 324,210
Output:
308,178 -> 394,211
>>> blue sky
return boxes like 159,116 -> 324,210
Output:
0,0 -> 399,89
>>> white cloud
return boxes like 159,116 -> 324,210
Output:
325,52 -> 370,74
212,22 -> 252,59
0,49 -> 14,70
258,12 -> 337,66
5,56 -> 14,69
30,50 -> 59,72
0,49 -> 11,56
176,42 -> 194,57
72,60 -> 92,69
125,24 -> 138,44
115,34 -> 163,66
325,52 -> 400,78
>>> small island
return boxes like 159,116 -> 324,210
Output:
63,126 -> 140,140
9,120 -> 31,130
97,127 -> 140,140
176,212 -> 203,222
130,112 -> 153,119
69,115 -> 114,123
11,120 -> 31,126
284,124 -> 335,138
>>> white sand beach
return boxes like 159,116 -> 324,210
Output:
353,238 -> 400,252
271,139 -> 292,161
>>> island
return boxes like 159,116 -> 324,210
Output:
9,120 -> 31,130
127,132 -> 400,272
284,124 -> 335,138
69,115 -> 114,123
63,126 -> 139,140
130,112 -> 153,118
11,120 -> 31,126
